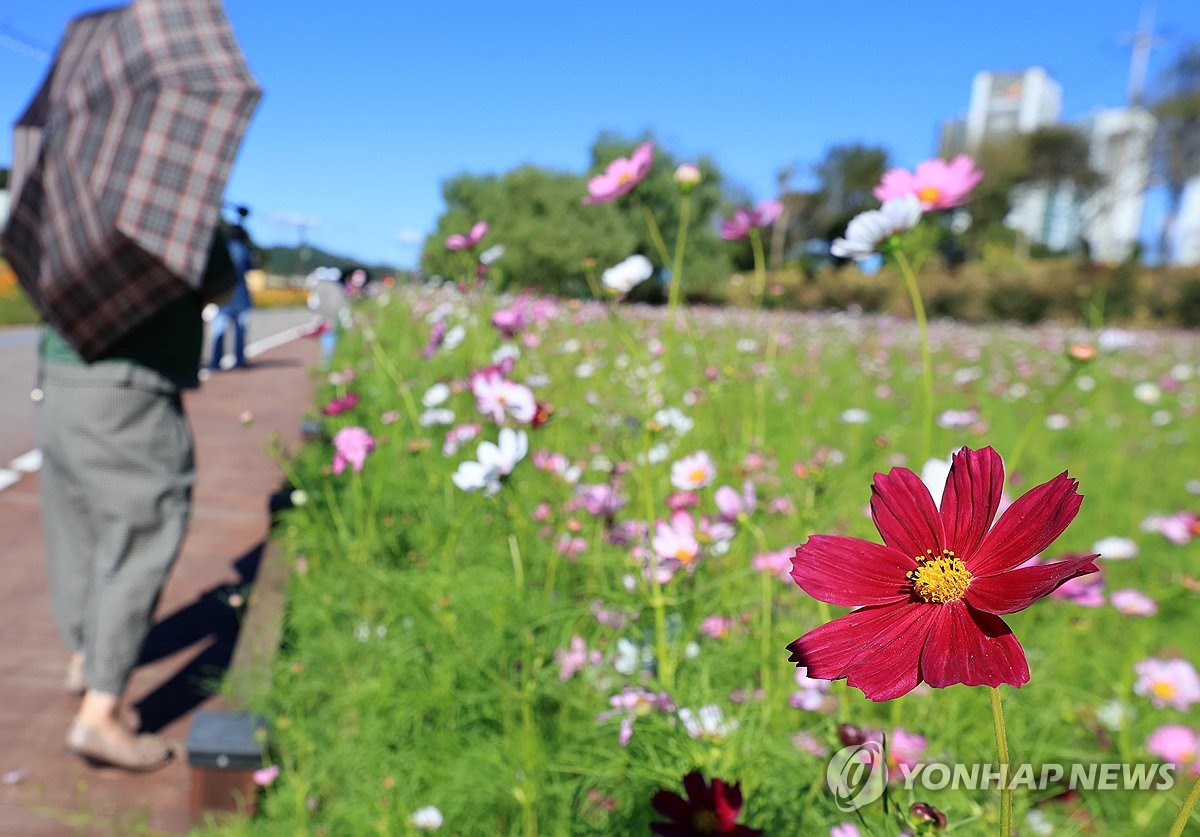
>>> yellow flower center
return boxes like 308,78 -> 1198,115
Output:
618,171 -> 634,184
690,468 -> 708,484
907,549 -> 972,603
1151,681 -> 1178,701
676,548 -> 696,564
692,811 -> 719,833
917,185 -> 942,204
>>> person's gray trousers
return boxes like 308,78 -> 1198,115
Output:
36,360 -> 194,696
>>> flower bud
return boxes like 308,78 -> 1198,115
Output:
674,163 -> 701,192
837,723 -> 866,746
909,801 -> 947,829
1066,342 -> 1098,363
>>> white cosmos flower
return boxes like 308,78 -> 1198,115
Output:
410,805 -> 444,831
419,408 -> 455,427
443,324 -> 466,350
451,428 -> 528,496
602,254 -> 654,294
422,382 -> 451,407
831,195 -> 922,261
480,244 -> 505,265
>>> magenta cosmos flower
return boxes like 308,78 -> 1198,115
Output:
582,141 -> 653,204
445,220 -> 489,251
719,199 -> 783,240
788,446 -> 1098,701
873,154 -> 983,210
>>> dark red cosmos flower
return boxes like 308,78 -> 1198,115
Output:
321,392 -> 359,416
650,771 -> 762,836
788,446 -> 1098,701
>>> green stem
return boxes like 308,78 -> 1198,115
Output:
750,229 -> 767,309
1006,365 -> 1082,477
895,248 -> 934,464
640,203 -> 671,265
667,195 -> 691,318
1169,771 -> 1200,837
637,428 -> 674,689
989,687 -> 1013,836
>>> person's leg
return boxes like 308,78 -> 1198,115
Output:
36,365 -> 97,691
63,367 -> 193,767
320,328 -> 337,361
208,310 -> 229,370
233,309 -> 249,367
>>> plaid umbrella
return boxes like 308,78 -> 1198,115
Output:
1,0 -> 261,361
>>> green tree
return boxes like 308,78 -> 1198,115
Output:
586,133 -> 730,301
1151,45 -> 1200,261
422,166 -> 636,296
422,134 -> 732,302
811,143 -> 892,243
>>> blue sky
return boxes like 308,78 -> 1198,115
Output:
2,1 -> 1198,268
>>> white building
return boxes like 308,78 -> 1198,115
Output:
1172,177 -> 1200,266
965,67 -> 1062,150
1080,107 -> 1156,263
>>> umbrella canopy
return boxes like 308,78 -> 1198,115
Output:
1,0 -> 261,361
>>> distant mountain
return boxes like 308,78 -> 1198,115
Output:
256,242 -> 401,279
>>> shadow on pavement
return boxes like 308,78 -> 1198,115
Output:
133,542 -> 264,733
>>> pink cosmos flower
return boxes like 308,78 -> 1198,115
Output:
788,446 -> 1097,701
753,549 -> 794,583
597,687 -> 675,746
874,154 -> 983,210
1147,725 -> 1200,775
1110,588 -> 1158,616
421,319 -> 447,359
252,764 -> 280,787
471,368 -> 537,424
331,426 -> 376,475
1134,658 -> 1200,710
556,635 -> 602,681
445,220 -> 489,251
790,667 -> 832,711
651,511 -> 700,572
442,423 -> 481,457
700,615 -> 734,639
582,142 -> 653,204
715,481 -> 757,522
671,450 -> 716,491
720,200 -> 784,240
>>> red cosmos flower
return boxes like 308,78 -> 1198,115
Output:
788,446 -> 1098,701
650,771 -> 762,837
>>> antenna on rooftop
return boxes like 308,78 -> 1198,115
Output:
1122,3 -> 1166,106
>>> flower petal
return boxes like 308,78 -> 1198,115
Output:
790,536 -> 914,607
970,472 -> 1084,576
967,554 -> 1100,614
870,467 -> 944,557
939,446 -> 1004,563
788,601 -> 935,701
919,601 -> 1029,689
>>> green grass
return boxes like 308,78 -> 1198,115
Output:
0,292 -> 39,326
204,286 -> 1200,836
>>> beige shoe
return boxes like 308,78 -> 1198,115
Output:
64,655 -> 86,696
66,720 -> 173,772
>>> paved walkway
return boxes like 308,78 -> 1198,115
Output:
0,324 -> 320,835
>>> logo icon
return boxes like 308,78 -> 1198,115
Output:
827,741 -> 887,812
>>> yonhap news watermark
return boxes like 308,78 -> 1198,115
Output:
827,741 -> 1179,812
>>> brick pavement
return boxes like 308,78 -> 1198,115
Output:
0,336 -> 318,835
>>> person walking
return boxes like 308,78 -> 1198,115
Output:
206,212 -> 255,371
